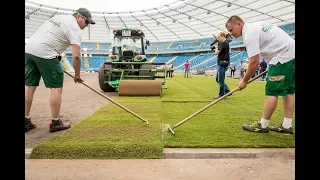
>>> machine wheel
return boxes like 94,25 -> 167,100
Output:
139,64 -> 156,77
99,64 -> 116,92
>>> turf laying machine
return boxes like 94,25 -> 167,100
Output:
99,28 -> 167,96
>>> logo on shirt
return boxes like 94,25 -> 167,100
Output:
261,25 -> 273,32
269,75 -> 285,81
48,19 -> 60,27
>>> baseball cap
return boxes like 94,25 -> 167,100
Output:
76,8 -> 95,25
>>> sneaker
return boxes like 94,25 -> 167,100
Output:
25,117 -> 36,132
269,124 -> 294,135
242,122 -> 269,133
214,94 -> 231,99
225,91 -> 232,96
49,119 -> 71,132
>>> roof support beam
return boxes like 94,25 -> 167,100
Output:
185,1 -> 229,18
145,14 -> 181,39
25,5 -> 42,19
49,11 -> 58,19
167,5 -> 226,33
117,14 -> 128,28
219,0 -> 290,22
131,13 -> 159,40
102,13 -> 110,30
156,8 -> 203,37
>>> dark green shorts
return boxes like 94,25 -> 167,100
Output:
265,59 -> 295,96
25,53 -> 64,88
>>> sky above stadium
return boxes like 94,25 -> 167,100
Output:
28,0 -> 177,12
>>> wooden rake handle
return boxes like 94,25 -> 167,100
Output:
172,70 -> 268,129
63,70 -> 149,124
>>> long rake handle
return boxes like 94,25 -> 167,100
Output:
172,70 -> 268,129
63,70 -> 149,124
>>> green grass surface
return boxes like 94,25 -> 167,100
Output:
30,74 -> 294,159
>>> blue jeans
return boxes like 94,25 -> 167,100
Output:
184,69 -> 189,78
260,69 -> 266,80
216,65 -> 230,96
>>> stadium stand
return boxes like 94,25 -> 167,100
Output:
59,23 -> 293,72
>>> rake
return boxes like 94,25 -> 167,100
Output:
63,70 -> 149,125
166,70 -> 268,135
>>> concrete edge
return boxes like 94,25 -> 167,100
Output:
26,148 -> 294,159
163,148 -> 295,159
25,148 -> 32,159
163,148 -> 253,159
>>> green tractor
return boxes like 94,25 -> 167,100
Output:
98,28 -> 167,96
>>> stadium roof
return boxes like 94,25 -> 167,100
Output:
25,0 -> 295,42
